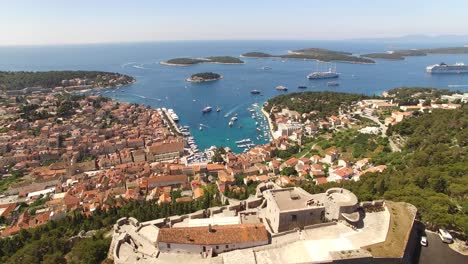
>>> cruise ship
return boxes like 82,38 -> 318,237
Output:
307,63 -> 339,79
426,62 -> 468,74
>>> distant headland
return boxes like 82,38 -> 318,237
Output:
161,56 -> 244,66
186,72 -> 223,82
362,46 -> 468,60
0,70 -> 135,95
241,48 -> 375,64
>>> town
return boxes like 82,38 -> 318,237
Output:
0,88 -> 466,263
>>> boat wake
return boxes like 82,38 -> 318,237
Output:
199,123 -> 210,128
132,64 -> 150,70
121,62 -> 137,68
131,94 -> 147,99
224,104 -> 243,118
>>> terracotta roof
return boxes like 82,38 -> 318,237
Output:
315,177 -> 328,185
157,223 -> 268,245
148,175 -> 188,185
206,164 -> 225,171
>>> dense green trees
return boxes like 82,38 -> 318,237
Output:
264,91 -> 368,117
0,71 -> 133,91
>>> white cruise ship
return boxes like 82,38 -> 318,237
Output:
426,62 -> 468,74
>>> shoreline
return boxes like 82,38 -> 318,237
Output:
240,55 -> 375,64
160,60 -> 245,67
185,75 -> 224,83
261,105 -> 278,140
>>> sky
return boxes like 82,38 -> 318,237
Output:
1,0 -> 468,46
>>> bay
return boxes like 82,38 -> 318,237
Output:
1,40 -> 468,152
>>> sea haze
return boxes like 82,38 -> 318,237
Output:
1,40 -> 468,152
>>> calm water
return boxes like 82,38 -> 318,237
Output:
1,41 -> 468,152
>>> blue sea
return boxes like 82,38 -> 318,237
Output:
1,40 -> 468,152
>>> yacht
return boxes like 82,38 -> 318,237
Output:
202,106 -> 213,113
251,90 -> 261,95
275,85 -> 288,91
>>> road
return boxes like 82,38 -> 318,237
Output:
358,113 -> 401,152
415,232 -> 468,264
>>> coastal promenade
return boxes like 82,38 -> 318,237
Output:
261,106 -> 278,140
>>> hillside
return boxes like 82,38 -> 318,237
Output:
362,46 -> 468,60
162,56 -> 244,65
186,72 -> 222,82
242,48 -> 375,64
0,71 -> 134,91
264,91 -> 368,117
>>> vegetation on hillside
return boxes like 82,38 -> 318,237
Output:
300,106 -> 468,238
0,71 -> 134,91
241,52 -> 273,58
362,46 -> 468,60
187,72 -> 222,82
165,58 -> 205,65
264,91 -> 368,117
164,56 -> 243,65
241,48 -> 375,63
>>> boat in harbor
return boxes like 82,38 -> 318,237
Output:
231,116 -> 238,121
250,90 -> 261,94
235,138 -> 251,144
275,85 -> 288,91
202,106 -> 213,113
307,62 -> 339,79
228,121 -> 234,127
167,109 -> 179,122
216,107 -> 221,112
298,85 -> 307,89
327,81 -> 339,86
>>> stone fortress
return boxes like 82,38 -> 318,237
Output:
109,183 -> 417,264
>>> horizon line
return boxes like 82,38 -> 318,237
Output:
2,34 -> 468,48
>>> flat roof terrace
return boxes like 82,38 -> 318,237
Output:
269,188 -> 325,211
326,188 -> 358,207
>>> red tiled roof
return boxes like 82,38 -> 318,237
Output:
157,223 -> 268,245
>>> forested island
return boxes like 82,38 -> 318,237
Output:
241,48 -> 375,64
362,46 -> 468,60
0,71 -> 134,94
161,56 -> 244,66
186,72 -> 222,82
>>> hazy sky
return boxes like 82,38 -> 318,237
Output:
1,0 -> 467,46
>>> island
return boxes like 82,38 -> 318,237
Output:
0,70 -> 135,95
186,72 -> 223,82
362,46 -> 468,60
161,56 -> 244,66
241,48 -> 375,64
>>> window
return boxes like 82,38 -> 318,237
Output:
310,212 -> 313,216
226,245 -> 229,249
292,215 -> 297,221
167,243 -> 171,249
216,246 -> 219,249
